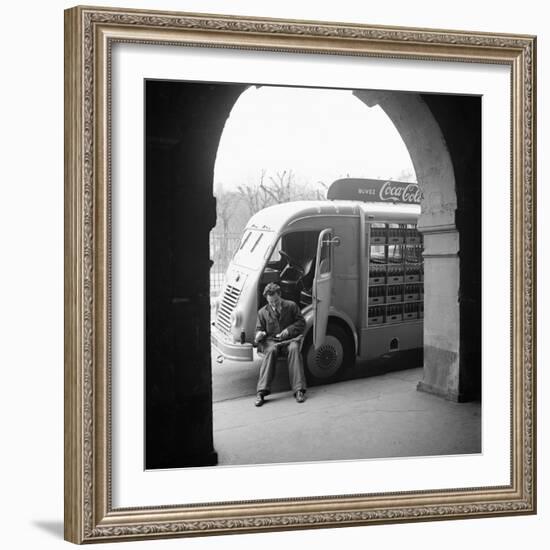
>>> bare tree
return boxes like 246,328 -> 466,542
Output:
261,170 -> 295,203
313,180 -> 328,200
236,169 -> 275,217
214,189 -> 241,234
237,169 -> 324,217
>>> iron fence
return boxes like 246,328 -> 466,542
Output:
210,232 -> 241,296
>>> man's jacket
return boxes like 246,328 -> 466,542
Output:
255,299 -> 305,339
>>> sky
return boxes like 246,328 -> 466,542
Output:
213,85 -> 416,194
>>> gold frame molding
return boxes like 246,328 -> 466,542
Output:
64,5 -> 537,544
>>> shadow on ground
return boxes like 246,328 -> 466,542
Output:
33,520 -> 64,539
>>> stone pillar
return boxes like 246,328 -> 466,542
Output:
145,81 -> 246,468
417,227 -> 461,400
422,94 -> 482,401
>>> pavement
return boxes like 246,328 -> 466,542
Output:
212,358 -> 481,467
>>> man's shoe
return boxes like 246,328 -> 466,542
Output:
254,393 -> 265,407
295,390 -> 306,403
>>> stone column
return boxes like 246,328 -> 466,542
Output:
417,226 -> 461,401
145,81 -> 246,468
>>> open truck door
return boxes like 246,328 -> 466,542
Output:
304,226 -> 352,384
313,228 -> 334,349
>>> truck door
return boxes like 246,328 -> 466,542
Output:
313,228 -> 334,349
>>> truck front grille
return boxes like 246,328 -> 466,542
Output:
216,284 -> 241,334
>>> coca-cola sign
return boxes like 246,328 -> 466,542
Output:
378,180 -> 423,203
327,178 -> 423,205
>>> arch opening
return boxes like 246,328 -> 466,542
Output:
211,85 -> 417,294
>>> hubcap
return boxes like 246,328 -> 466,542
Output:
306,334 -> 344,379
316,344 -> 338,370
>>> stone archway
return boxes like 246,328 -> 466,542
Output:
145,81 -> 481,468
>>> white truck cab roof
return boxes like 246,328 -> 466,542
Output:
246,200 -> 421,233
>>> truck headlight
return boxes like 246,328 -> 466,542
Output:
230,310 -> 242,328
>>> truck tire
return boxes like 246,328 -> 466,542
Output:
302,322 -> 354,385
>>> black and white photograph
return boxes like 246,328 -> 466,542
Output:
145,81 -> 482,469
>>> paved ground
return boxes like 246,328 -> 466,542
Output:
212,354 -> 481,466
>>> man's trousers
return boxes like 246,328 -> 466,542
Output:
256,339 -> 307,395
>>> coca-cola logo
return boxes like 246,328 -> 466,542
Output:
326,178 -> 423,205
379,181 -> 422,204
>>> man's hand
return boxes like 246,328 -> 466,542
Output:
276,329 -> 289,340
254,331 -> 267,344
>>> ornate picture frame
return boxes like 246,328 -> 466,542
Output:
64,5 -> 536,543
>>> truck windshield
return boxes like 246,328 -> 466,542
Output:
231,229 -> 275,269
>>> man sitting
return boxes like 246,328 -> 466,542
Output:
254,283 -> 307,406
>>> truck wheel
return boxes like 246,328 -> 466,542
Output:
302,322 -> 354,385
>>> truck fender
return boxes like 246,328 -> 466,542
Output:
301,305 -> 358,355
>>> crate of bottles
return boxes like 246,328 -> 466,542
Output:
368,286 -> 385,305
386,285 -> 402,303
404,284 -> 421,302
369,266 -> 386,286
405,267 -> 421,282
387,304 -> 403,323
403,303 -> 419,320
370,226 -> 387,244
368,306 -> 384,325
387,267 -> 404,284
388,227 -> 405,244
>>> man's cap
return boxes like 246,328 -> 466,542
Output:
263,282 -> 282,297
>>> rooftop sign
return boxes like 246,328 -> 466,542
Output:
327,178 -> 423,205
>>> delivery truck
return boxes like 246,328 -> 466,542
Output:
211,178 -> 424,383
